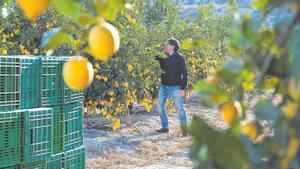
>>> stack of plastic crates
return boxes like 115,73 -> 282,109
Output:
0,56 -> 85,169
41,56 -> 85,169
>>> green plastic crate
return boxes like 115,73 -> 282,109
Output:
40,56 -> 84,106
51,106 -> 64,154
23,108 -> 53,163
41,57 -> 68,107
64,87 -> 83,105
64,146 -> 85,169
0,57 -> 20,111
63,102 -> 83,151
0,110 -> 24,168
3,161 -> 46,169
20,57 -> 42,109
0,56 -> 41,111
46,153 -> 64,169
51,102 -> 83,154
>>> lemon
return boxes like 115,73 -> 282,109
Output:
281,135 -> 299,169
220,102 -> 238,125
63,56 -> 94,90
123,82 -> 129,88
288,78 -> 299,101
287,136 -> 298,159
105,114 -> 111,120
2,49 -> 8,55
88,21 -> 120,62
127,64 -> 134,73
242,122 -> 257,141
282,101 -> 298,119
114,81 -> 119,88
17,0 -> 49,20
102,111 -> 107,116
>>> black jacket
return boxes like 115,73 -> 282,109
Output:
155,52 -> 188,90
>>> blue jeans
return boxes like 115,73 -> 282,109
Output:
158,85 -> 187,129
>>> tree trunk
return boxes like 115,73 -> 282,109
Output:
125,99 -> 131,125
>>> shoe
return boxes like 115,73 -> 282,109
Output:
181,124 -> 188,137
156,128 -> 169,133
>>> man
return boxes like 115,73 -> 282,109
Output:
155,38 -> 188,136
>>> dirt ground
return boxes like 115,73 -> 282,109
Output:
83,94 -> 256,169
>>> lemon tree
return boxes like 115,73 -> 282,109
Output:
2,0 -> 235,129
0,0 -> 75,56
189,1 -> 300,169
85,0 -> 235,126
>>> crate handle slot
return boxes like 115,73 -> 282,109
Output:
30,128 -> 34,144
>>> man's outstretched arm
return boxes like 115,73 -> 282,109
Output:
155,56 -> 166,70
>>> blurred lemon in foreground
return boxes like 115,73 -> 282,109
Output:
63,56 -> 94,90
281,135 -> 299,169
288,78 -> 299,101
242,122 -> 257,141
17,0 -> 49,20
89,21 -> 120,62
220,102 -> 238,125
282,101 -> 298,119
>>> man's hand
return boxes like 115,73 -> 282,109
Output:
178,90 -> 185,97
154,55 -> 161,61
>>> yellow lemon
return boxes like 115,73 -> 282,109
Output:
88,22 -> 120,62
127,64 -> 134,73
103,76 -> 108,81
288,78 -> 299,101
102,111 -> 107,116
2,49 -> 8,55
114,81 -> 119,88
17,0 -> 49,20
281,135 -> 299,169
63,56 -> 94,90
123,82 -> 129,88
287,136 -> 298,159
105,114 -> 111,120
282,101 -> 298,119
242,122 -> 257,141
220,102 -> 238,125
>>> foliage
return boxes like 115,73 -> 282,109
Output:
0,0 -> 74,56
84,1 -> 235,127
1,0 -> 234,130
189,1 -> 300,169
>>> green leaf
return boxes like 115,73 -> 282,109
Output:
189,118 -> 249,169
195,80 -> 228,104
189,117 -> 219,145
212,134 -> 249,169
253,100 -> 282,122
241,136 -> 262,164
52,0 -> 81,21
252,0 -> 269,9
217,59 -> 244,85
231,30 -> 251,48
41,28 -> 75,50
96,0 -> 127,21
79,13 -> 97,26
